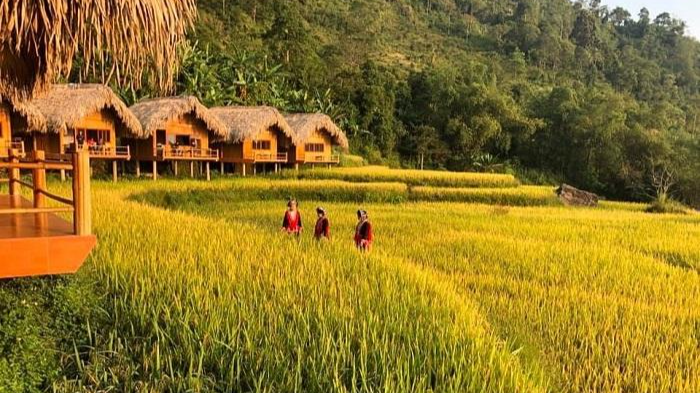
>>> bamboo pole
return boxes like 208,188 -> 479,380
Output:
72,150 -> 91,235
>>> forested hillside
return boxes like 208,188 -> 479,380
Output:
114,0 -> 700,205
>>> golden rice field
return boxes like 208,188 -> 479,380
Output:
2,175 -> 699,392
281,166 -> 521,188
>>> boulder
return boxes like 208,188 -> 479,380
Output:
556,184 -> 599,207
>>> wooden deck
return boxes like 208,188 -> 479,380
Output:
0,195 -> 95,279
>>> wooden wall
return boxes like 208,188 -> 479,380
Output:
132,113 -> 213,160
296,129 -> 333,163
0,103 -> 10,156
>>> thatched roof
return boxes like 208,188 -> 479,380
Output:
0,95 -> 46,132
0,0 -> 197,101
130,96 -> 228,139
285,113 -> 349,151
210,106 -> 298,144
15,84 -> 144,137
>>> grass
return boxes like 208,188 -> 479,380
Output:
1,174 -> 698,392
279,166 -> 520,188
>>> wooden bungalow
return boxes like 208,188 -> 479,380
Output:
128,96 -> 227,180
12,84 -> 145,180
210,106 -> 298,175
285,113 -> 349,168
0,100 -> 25,157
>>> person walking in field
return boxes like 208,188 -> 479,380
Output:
314,207 -> 331,240
354,210 -> 373,252
282,198 -> 303,236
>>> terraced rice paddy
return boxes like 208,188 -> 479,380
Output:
1,174 -> 699,392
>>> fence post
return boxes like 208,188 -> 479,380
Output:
73,150 -> 92,235
8,149 -> 20,197
32,150 -> 46,208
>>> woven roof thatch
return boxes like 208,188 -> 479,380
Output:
15,84 -> 144,137
285,113 -> 349,151
0,0 -> 196,101
1,95 -> 46,132
210,106 -> 298,144
130,96 -> 228,139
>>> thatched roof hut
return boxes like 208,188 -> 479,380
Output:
130,96 -> 227,139
0,0 -> 197,101
285,113 -> 349,151
210,106 -> 298,144
15,84 -> 144,137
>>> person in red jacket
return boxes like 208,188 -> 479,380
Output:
354,209 -> 373,252
281,198 -> 303,236
314,207 -> 331,240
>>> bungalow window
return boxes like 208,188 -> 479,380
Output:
253,140 -> 271,150
305,143 -> 324,153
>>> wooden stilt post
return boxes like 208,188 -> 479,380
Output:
153,161 -> 158,180
220,161 -> 224,174
242,163 -> 246,177
73,150 -> 92,235
295,163 -> 299,171
206,162 -> 211,181
136,161 -> 141,178
8,149 -> 20,197
253,164 -> 257,176
120,160 -> 126,176
33,150 -> 48,229
174,161 -> 178,176
112,161 -> 118,182
32,151 -> 46,207
190,161 -> 194,178
60,169 -> 66,182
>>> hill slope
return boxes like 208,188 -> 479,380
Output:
111,0 -> 700,205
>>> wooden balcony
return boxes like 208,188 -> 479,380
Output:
305,154 -> 340,164
86,145 -> 131,160
0,150 -> 95,279
157,146 -> 219,161
1,141 -> 25,157
250,152 -> 288,163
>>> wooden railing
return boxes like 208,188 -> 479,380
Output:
253,152 -> 288,162
306,154 -> 340,163
85,145 -> 130,159
0,149 -> 91,235
157,145 -> 219,160
2,141 -> 25,156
